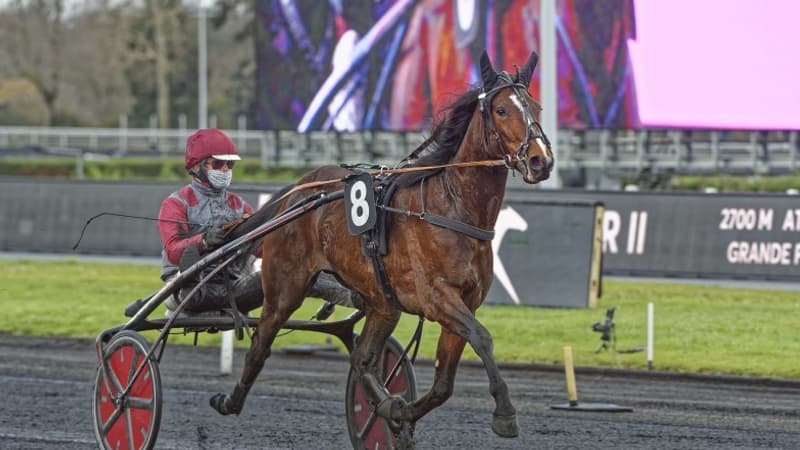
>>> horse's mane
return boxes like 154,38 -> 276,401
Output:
228,183 -> 296,240
395,87 -> 481,188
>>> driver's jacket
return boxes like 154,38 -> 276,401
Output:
157,180 -> 254,280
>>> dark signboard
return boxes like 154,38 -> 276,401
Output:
518,190 -> 800,281
485,199 -> 603,308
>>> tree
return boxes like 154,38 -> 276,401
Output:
0,0 -> 66,125
0,0 -> 254,128
59,1 -> 135,125
126,0 -> 188,128
207,0 -> 254,128
0,0 -> 135,126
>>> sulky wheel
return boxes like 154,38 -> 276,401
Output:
92,330 -> 162,450
346,335 -> 417,449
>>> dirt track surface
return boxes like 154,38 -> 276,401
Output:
0,334 -> 798,450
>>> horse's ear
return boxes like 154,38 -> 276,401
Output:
518,51 -> 539,87
480,51 -> 498,89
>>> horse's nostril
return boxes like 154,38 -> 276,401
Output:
529,156 -> 542,168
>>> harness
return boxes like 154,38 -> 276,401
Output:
360,173 -> 495,312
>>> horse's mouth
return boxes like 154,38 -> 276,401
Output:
520,160 -> 551,184
523,168 -> 550,184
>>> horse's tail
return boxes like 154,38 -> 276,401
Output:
227,183 -> 296,240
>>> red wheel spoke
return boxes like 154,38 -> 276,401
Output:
357,411 -> 379,439
127,396 -> 154,410
125,409 -> 135,450
106,359 -> 124,393
101,406 -> 123,435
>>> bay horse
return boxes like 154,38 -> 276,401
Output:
211,50 -> 553,446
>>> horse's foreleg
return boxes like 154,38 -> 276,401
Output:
403,299 -> 518,438
210,303 -> 296,415
464,316 -> 518,437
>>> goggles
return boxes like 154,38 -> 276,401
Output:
206,158 -> 235,170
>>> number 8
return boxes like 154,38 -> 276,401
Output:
350,180 -> 369,227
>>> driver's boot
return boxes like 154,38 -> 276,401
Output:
310,272 -> 364,319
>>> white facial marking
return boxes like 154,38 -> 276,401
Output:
509,93 -> 534,129
509,93 -> 526,119
535,137 -> 552,164
509,93 -> 531,158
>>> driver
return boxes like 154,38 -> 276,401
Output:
158,128 -> 359,316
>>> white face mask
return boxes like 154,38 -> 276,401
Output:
207,169 -> 232,189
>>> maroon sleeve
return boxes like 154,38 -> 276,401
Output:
158,196 -> 205,265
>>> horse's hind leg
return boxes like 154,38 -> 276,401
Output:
349,307 -> 405,417
210,287 -> 304,415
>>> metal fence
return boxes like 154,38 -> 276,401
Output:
1,126 -> 797,174
559,129 -> 798,174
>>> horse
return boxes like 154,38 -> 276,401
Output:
211,50 -> 554,447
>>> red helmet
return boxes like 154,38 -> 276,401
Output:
184,128 -> 241,170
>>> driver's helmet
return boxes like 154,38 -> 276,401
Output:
184,128 -> 241,170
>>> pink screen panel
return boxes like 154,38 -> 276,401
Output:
628,0 -> 800,129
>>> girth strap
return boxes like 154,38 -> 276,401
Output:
364,239 -> 408,313
362,177 -> 408,313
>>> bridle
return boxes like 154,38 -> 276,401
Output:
478,72 -> 551,171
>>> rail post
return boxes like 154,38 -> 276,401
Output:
220,330 -> 234,375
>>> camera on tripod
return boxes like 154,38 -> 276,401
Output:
591,307 -> 616,353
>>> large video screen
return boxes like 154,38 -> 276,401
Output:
253,0 -> 798,131
628,0 -> 799,130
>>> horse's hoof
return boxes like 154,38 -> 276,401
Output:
209,393 -> 236,415
491,414 -> 519,438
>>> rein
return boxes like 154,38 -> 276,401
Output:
274,158 -> 508,203
276,79 -> 550,205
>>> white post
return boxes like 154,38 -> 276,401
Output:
119,114 -> 128,156
647,302 -> 654,370
237,114 -> 247,151
220,330 -> 234,375
149,114 -> 159,154
198,6 -> 208,129
539,0 -> 561,189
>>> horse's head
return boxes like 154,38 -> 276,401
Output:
478,51 -> 554,184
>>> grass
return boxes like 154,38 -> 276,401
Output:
670,173 -> 800,193
1,259 -> 798,379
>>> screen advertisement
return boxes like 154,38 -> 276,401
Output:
253,0 -> 798,132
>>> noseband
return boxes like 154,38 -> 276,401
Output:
478,73 -> 551,170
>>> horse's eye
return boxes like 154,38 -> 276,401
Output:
495,107 -> 507,117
